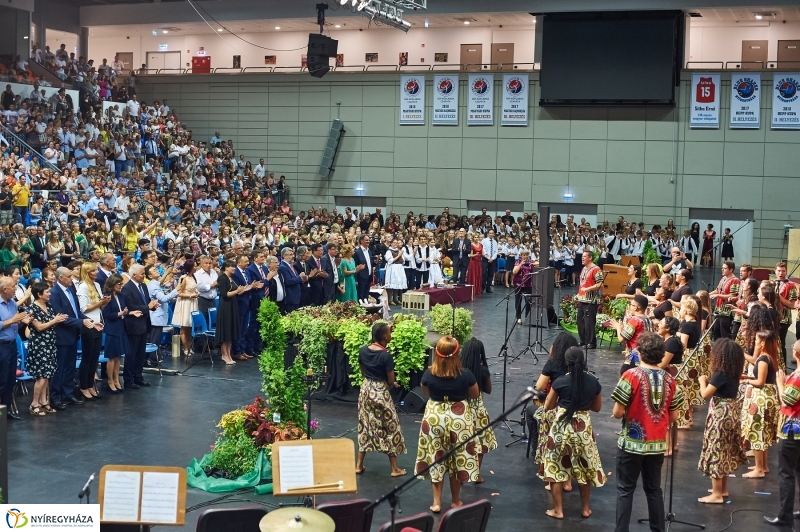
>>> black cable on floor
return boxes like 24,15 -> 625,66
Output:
716,508 -> 776,532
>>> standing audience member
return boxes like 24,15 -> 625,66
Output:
0,278 -> 31,419
102,274 -> 132,394
145,265 -> 178,358
278,248 -> 304,314
194,255 -> 219,319
76,262 -> 109,400
120,264 -> 158,388
231,255 -> 254,356
216,260 -> 252,365
171,260 -> 199,357
25,282 -> 67,416
336,244 -> 358,303
320,243 -> 339,305
354,234 -> 372,301
451,228 -> 469,286
246,250 -> 269,357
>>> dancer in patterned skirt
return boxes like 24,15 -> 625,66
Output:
741,330 -> 781,478
697,339 -> 747,503
677,298 -> 702,428
459,338 -> 497,484
538,346 -> 605,520
355,322 -> 407,477
415,336 -> 480,513
658,316 -> 685,455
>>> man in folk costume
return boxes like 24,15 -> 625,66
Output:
610,294 -> 654,372
708,260 -> 739,341
576,251 -> 604,350
774,262 -> 798,367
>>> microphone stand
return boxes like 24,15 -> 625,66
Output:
637,319 -> 716,532
365,388 -> 542,532
78,473 -> 95,504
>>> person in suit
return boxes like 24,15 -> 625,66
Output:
101,274 -> 133,393
96,253 -> 117,288
451,228 -> 469,285
265,256 -> 286,312
295,245 -> 312,308
245,250 -> 270,357
320,242 -> 339,304
49,267 -> 101,409
278,247 -> 306,314
231,254 -> 262,360
30,226 -> 47,271
353,234 -> 372,302
306,243 -> 328,306
120,264 -> 159,388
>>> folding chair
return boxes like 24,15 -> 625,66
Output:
12,338 -> 33,416
316,499 -> 373,532
436,499 -> 492,532
195,506 -> 267,532
190,311 -> 214,364
377,512 -> 434,532
207,307 -> 217,334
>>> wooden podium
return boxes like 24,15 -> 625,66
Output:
602,264 -> 628,297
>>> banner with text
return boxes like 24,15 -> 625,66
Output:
433,75 -> 459,125
399,75 -> 425,125
771,73 -> 800,129
501,74 -> 529,126
730,73 -> 761,129
690,73 -> 721,128
467,74 -> 494,126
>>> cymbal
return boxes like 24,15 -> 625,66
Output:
259,507 -> 335,532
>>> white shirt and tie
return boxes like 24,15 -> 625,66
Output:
328,254 -> 339,284
360,246 -> 371,274
481,237 -> 498,261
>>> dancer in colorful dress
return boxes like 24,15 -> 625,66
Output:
459,338 -> 497,484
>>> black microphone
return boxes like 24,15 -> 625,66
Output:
78,473 -> 95,500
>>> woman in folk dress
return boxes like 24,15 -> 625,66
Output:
459,338 -> 497,484
383,238 -> 407,306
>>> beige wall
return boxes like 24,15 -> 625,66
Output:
137,70 -> 800,267
688,20 -> 800,66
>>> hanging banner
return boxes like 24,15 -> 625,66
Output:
730,73 -> 761,129
399,75 -> 425,125
771,73 -> 800,129
690,73 -> 720,128
432,75 -> 459,125
467,74 -> 494,126
501,74 -> 529,126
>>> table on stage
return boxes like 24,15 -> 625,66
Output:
415,284 -> 474,306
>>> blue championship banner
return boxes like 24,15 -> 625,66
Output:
730,73 -> 761,129
771,73 -> 800,129
399,75 -> 425,125
433,75 -> 459,125
467,74 -> 494,126
501,74 -> 528,126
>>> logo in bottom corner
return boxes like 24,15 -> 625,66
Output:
6,509 -> 28,529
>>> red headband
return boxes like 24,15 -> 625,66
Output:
435,340 -> 460,358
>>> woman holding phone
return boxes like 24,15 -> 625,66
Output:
76,262 -> 109,400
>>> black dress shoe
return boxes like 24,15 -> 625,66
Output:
7,412 -> 21,420
764,516 -> 793,527
52,402 -> 67,411
134,381 -> 151,387
126,382 -> 140,389
586,344 -> 597,349
66,395 -> 84,405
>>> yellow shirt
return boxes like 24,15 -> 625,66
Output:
11,184 -> 29,207
123,228 -> 139,251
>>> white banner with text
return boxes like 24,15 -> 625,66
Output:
399,75 -> 425,125
432,75 -> 459,125
467,74 -> 494,126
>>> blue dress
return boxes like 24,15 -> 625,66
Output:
101,294 -> 131,359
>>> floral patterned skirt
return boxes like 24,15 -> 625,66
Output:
537,408 -> 606,487
698,397 -> 748,477
357,379 -> 406,455
741,383 -> 779,451
468,395 -> 497,455
534,405 -> 556,465
415,399 -> 479,483
677,342 -> 710,426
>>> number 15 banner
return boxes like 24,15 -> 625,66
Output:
501,74 -> 529,126
690,73 -> 720,128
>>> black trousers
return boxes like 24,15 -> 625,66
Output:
404,268 -> 415,292
515,286 -> 531,320
731,320 -> 742,343
123,333 -> 147,385
0,341 -> 17,409
453,256 -> 468,285
778,438 -> 800,524
198,296 -> 216,320
780,322 -> 791,366
79,328 -> 103,390
356,278 -> 370,301
482,258 -> 496,292
577,302 -> 598,346
615,450 -> 665,532
712,315 -> 732,341
415,270 -> 429,289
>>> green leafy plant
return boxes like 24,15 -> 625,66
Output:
208,410 -> 260,478
337,319 -> 374,387
604,296 -> 628,321
387,318 -> 428,388
428,304 -> 473,343
641,240 -> 662,286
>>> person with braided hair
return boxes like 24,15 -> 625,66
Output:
538,346 -> 605,520
459,337 -> 497,484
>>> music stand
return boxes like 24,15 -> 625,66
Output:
272,439 -> 357,500
99,465 -> 187,528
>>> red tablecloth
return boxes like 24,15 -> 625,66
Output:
415,285 -> 474,306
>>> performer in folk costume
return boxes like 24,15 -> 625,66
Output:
576,251 -> 604,349
741,330 -> 781,479
774,262 -> 798,366
697,339 -> 748,504
765,341 -> 800,527
383,239 -> 407,306
658,316 -> 685,455
427,243 -> 444,286
414,236 -> 432,289
538,346 -> 605,520
676,297 -> 703,428
415,336 -> 480,513
610,294 -> 653,374
459,338 -> 497,484
708,260 -> 740,341
701,224 -> 716,267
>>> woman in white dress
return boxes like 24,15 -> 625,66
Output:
171,259 -> 200,356
428,245 -> 444,286
384,238 -> 407,306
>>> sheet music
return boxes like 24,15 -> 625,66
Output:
279,445 -> 314,493
140,472 -> 180,523
102,471 -> 141,522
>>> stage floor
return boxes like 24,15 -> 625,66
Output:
9,267 -> 794,531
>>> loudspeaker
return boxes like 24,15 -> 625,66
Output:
319,119 -> 344,177
403,386 -> 428,413
308,33 -> 338,57
307,53 -> 330,78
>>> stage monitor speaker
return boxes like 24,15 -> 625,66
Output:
403,386 -> 428,413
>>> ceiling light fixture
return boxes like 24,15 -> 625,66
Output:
463,21 -> 470,25
755,14 -> 762,19
162,30 -> 168,33
335,24 -> 341,28
424,20 -> 429,27
275,26 -> 281,30
217,28 -> 223,32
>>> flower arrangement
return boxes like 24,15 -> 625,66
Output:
428,304 -> 474,344
559,293 -> 626,343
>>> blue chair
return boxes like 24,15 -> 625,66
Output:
13,338 -> 33,414
379,268 -> 385,284
190,311 -> 214,363
207,307 -> 217,332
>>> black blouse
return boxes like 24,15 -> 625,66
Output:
625,279 -> 643,296
359,346 -> 394,382
421,368 -> 476,402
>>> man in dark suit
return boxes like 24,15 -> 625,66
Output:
278,247 -> 306,314
245,250 -> 269,358
353,235 -> 372,301
50,267 -> 100,408
295,245 -> 312,308
96,252 -> 117,289
232,254 -> 258,360
121,264 -> 159,388
320,242 -> 339,304
30,226 -> 47,270
306,243 -> 328,306
451,228 -> 469,285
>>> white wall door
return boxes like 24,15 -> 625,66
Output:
146,52 -> 181,71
